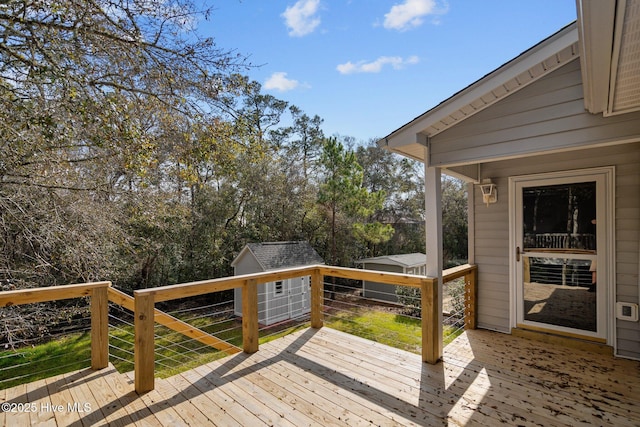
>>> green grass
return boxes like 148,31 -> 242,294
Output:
0,314 -> 311,389
0,332 -> 93,390
109,315 -> 247,379
325,309 -> 464,354
0,307 -> 463,390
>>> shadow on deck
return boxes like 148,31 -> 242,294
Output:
3,327 -> 640,426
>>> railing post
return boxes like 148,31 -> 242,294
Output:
90,284 -> 109,370
242,279 -> 259,354
464,267 -> 478,330
421,277 -> 440,364
310,268 -> 324,329
135,292 -> 155,393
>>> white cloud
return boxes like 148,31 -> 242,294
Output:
282,0 -> 321,37
264,72 -> 301,92
384,0 -> 437,31
336,56 -> 420,75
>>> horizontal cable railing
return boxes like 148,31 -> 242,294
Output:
108,298 -> 136,374
0,282 -> 110,390
322,278 -> 423,354
107,288 -> 241,379
0,264 -> 477,393
322,264 -> 477,355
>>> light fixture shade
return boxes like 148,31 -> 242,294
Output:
479,183 -> 497,206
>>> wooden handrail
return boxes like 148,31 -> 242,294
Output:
134,265 -> 317,303
443,264 -> 477,282
0,265 -> 477,393
0,281 -> 111,371
0,281 -> 111,307
317,265 -> 425,287
132,263 -> 478,392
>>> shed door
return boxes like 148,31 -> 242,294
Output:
512,169 -> 612,341
289,276 -> 309,318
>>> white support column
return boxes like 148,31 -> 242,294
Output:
424,145 -> 443,361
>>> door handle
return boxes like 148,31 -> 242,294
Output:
516,246 -> 525,262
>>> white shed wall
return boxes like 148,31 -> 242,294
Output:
233,252 -> 311,326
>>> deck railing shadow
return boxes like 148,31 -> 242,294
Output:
3,366 -> 115,411
0,264 -> 477,392
89,326 -> 470,426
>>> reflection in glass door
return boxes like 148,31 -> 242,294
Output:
522,181 -> 597,331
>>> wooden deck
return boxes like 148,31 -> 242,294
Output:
3,327 -> 640,426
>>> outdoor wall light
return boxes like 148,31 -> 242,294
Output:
479,181 -> 497,207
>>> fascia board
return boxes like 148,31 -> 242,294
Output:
577,0 -> 616,114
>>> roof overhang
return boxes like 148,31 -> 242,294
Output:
578,0 -> 640,116
378,23 -> 580,162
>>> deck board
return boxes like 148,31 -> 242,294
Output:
3,328 -> 640,426
25,377 -> 57,426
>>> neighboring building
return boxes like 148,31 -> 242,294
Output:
356,253 -> 426,303
232,241 -> 324,326
379,2 -> 640,361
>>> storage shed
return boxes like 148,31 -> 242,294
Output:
232,241 -> 324,326
356,253 -> 426,303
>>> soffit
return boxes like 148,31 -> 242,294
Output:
609,0 -> 640,115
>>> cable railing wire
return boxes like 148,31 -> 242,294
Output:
0,301 -> 94,390
0,268 -> 474,391
0,357 -> 92,388
321,274 -> 469,355
109,294 -> 244,378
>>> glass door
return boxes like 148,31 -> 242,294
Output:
514,172 -> 608,339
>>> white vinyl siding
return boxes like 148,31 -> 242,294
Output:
473,179 -> 511,333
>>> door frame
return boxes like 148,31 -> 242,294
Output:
508,167 -> 615,345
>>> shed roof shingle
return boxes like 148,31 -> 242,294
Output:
235,241 -> 324,271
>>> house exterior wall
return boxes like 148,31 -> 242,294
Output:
430,55 -> 640,359
362,263 -> 404,302
471,143 -> 640,359
429,59 -> 640,168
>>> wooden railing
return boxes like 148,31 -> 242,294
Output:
0,281 -> 112,371
133,264 -> 478,393
442,264 -> 478,330
0,263 -> 478,394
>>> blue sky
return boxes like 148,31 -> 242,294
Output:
204,1 -> 577,142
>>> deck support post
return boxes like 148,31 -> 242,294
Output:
310,268 -> 324,329
90,284 -> 109,370
464,267 -> 478,330
421,277 -> 440,364
135,292 -> 155,393
242,279 -> 259,353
